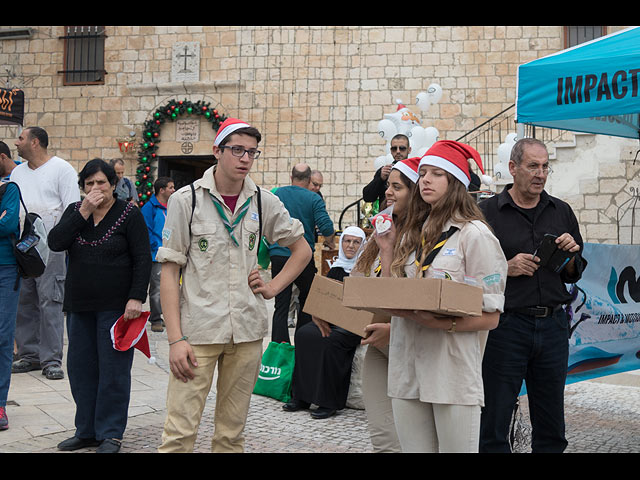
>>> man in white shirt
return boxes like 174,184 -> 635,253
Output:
10,127 -> 80,380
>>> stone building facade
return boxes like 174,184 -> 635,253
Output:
0,25 -> 637,243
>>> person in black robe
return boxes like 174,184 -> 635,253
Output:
282,226 -> 367,419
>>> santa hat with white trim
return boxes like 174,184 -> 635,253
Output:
110,311 -> 152,359
214,118 -> 251,146
392,157 -> 421,184
419,140 -> 492,189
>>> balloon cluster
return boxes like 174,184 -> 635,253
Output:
375,84 -> 443,170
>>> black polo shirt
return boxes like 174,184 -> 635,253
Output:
479,185 -> 586,310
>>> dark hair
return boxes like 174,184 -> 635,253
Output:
218,126 -> 262,146
154,176 -> 174,194
0,141 -> 10,158
78,158 -> 118,189
391,133 -> 409,144
25,127 -> 49,149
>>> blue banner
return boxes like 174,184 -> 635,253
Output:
518,243 -> 640,396
565,243 -> 640,383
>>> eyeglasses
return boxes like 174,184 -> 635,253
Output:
219,145 -> 261,159
390,146 -> 408,152
523,165 -> 552,176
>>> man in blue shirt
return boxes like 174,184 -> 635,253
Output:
269,163 -> 335,343
141,176 -> 175,332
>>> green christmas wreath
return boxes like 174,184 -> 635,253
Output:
135,98 -> 227,206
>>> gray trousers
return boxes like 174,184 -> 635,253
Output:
14,250 -> 67,369
148,261 -> 162,323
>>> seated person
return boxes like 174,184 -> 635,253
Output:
283,226 -> 367,419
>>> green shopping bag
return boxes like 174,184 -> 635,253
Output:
253,341 -> 295,403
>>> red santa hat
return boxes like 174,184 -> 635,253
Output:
214,117 -> 251,146
110,311 -> 152,359
419,140 -> 492,189
392,156 -> 421,183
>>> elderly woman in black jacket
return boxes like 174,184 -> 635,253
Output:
48,158 -> 151,453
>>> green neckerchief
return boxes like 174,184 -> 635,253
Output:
210,194 -> 252,247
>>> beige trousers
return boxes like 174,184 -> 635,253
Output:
392,398 -> 481,453
158,339 -> 262,453
361,345 -> 401,452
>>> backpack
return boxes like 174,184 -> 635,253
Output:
0,182 -> 49,280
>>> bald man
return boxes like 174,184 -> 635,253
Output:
268,163 -> 335,343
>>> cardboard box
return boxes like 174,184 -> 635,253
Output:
303,274 -> 390,337
342,276 -> 483,317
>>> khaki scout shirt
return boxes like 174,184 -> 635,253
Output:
156,166 -> 305,345
388,219 -> 508,406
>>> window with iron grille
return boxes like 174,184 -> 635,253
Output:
60,26 -> 107,85
564,26 -> 607,48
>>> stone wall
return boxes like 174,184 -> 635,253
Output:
1,25 -> 634,243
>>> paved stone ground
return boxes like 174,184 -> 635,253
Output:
2,284 -> 638,454
17,372 -> 640,454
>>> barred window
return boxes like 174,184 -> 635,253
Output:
564,26 -> 607,48
60,26 -> 107,85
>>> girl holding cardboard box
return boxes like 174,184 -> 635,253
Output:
374,140 -> 507,453
352,156 -> 420,453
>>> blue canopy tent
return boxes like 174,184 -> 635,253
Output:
516,26 -> 640,139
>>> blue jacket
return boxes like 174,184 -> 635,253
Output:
0,182 -> 21,265
268,185 -> 334,257
140,194 -> 167,261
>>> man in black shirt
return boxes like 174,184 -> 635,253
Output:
478,137 -> 586,453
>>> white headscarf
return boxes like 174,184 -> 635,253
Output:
330,226 -> 367,273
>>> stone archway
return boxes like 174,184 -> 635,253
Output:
134,97 -> 227,206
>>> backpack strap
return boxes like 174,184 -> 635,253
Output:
189,183 -> 195,237
256,186 -> 262,256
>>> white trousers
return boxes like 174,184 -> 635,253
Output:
392,398 -> 481,453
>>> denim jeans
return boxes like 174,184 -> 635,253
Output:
0,265 -> 20,407
479,308 -> 570,453
66,310 -> 134,441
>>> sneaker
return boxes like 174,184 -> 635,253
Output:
0,406 -> 8,430
42,365 -> 64,380
12,359 -> 41,374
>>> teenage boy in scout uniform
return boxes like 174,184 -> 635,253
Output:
157,118 -> 311,453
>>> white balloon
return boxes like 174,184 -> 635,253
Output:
505,132 -> 517,144
416,146 -> 429,157
426,83 -> 443,104
416,91 -> 431,112
374,154 -> 392,170
424,127 -> 439,148
497,142 -> 512,164
409,126 -> 428,151
377,119 -> 397,141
